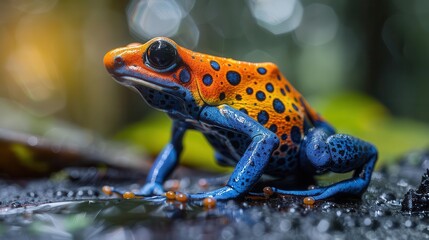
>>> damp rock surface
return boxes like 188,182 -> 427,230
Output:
0,151 -> 429,240
401,169 -> 429,213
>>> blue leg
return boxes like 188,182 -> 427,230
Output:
111,120 -> 187,197
190,105 -> 279,200
140,120 -> 188,195
272,128 -> 378,200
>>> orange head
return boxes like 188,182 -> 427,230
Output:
104,37 -> 197,93
104,37 -> 204,115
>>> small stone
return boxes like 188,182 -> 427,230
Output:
176,193 -> 188,202
123,192 -> 136,199
203,197 -> 216,209
102,186 -> 112,195
165,191 -> 176,200
11,202 -> 22,208
303,197 -> 315,205
263,187 -> 273,197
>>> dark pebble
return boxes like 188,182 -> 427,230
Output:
10,202 -> 22,208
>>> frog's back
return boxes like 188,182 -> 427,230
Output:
178,47 -> 324,174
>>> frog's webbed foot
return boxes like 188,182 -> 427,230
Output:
189,186 -> 241,200
106,182 -> 164,198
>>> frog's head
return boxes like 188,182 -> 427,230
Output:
104,37 -> 203,115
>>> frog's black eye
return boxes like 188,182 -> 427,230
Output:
145,40 -> 178,71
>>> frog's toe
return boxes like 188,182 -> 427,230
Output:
271,187 -> 327,197
104,183 -> 165,198
140,183 -> 165,196
188,192 -> 212,200
189,186 -> 241,200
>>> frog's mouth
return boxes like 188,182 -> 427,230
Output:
113,75 -> 180,92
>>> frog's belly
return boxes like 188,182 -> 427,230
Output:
203,129 -> 250,163
202,129 -> 301,177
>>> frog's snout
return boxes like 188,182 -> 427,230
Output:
103,49 -> 123,74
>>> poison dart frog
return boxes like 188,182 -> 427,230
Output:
104,37 -> 378,201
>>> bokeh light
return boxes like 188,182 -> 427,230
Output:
415,0 -> 429,31
294,3 -> 339,46
5,45 -> 65,116
128,0 -> 183,38
127,0 -> 199,48
10,0 -> 58,14
248,0 -> 303,34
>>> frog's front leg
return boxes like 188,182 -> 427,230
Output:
138,120 -> 188,195
272,128 -> 378,200
190,105 -> 280,200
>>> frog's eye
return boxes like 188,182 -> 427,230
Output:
145,40 -> 178,71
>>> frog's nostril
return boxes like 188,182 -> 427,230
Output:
114,56 -> 124,66
104,50 -> 124,73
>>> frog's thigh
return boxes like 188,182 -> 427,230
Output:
271,128 -> 377,200
198,105 -> 280,195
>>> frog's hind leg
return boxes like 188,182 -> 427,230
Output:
271,128 -> 378,201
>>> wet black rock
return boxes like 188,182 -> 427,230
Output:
1,150 -> 429,239
401,169 -> 429,213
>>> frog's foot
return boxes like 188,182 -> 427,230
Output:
270,187 -> 326,200
189,186 -> 241,201
103,182 -> 164,198
139,182 -> 165,196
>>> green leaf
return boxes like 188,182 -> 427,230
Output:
311,92 -> 429,167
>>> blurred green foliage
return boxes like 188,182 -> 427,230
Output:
117,114 -> 230,173
313,92 -> 429,165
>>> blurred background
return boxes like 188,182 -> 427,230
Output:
0,0 -> 428,170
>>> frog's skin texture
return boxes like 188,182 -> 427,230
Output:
104,37 -> 378,201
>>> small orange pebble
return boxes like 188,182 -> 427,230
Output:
175,192 -> 188,202
263,187 -> 274,197
203,197 -> 216,209
303,197 -> 315,205
165,191 -> 176,200
102,186 -> 112,195
123,191 -> 136,199
198,178 -> 209,189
